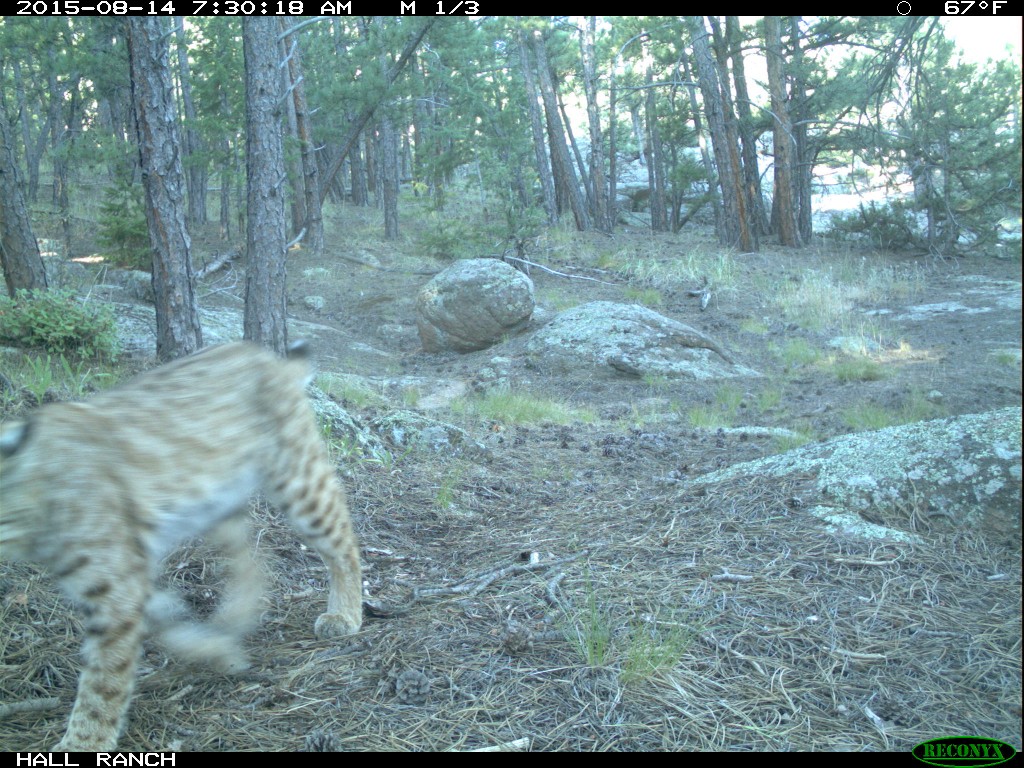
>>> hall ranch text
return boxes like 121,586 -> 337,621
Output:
16,755 -> 175,766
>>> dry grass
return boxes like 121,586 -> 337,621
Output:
2,418 -> 1019,752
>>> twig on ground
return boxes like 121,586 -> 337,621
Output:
832,648 -> 887,661
700,634 -> 767,677
500,255 -> 615,285
0,697 -> 61,717
413,551 -> 588,601
832,557 -> 897,567
544,572 -> 567,607
462,737 -> 532,752
196,248 -> 241,279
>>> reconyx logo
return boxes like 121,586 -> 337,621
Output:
913,737 -> 1017,768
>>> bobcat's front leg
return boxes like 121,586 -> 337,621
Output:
53,542 -> 148,751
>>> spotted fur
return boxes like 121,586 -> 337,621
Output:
0,341 -> 362,750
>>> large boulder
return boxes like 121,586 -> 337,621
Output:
689,407 -> 1022,544
416,259 -> 535,353
526,301 -> 757,379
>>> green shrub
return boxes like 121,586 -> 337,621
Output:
97,177 -> 151,270
826,200 -> 919,251
0,289 -> 119,359
416,216 -> 476,261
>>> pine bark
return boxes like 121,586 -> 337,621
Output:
686,16 -> 755,251
127,17 -> 203,361
517,24 -> 558,225
242,17 -> 289,355
175,18 -> 207,226
530,30 -> 590,231
0,100 -> 48,296
765,16 -> 802,247
581,17 -> 611,232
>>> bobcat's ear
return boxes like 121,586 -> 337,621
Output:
0,420 -> 30,458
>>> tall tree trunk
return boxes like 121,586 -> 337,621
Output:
376,37 -> 400,240
280,29 -> 306,240
49,63 -> 82,259
607,53 -> 619,230
218,88 -> 234,238
175,18 -> 206,227
0,101 -> 48,296
765,16 -> 802,247
559,96 -> 590,207
707,16 -> 758,252
375,131 -> 386,206
581,17 -> 611,233
349,136 -> 368,206
681,47 -> 725,238
643,55 -> 667,232
630,106 -> 646,164
11,61 -> 46,203
281,19 -> 323,256
381,115 -> 399,239
726,16 -> 770,236
530,30 -> 590,231
242,17 -> 289,355
516,24 -> 558,225
686,16 -> 755,252
127,17 -> 203,361
789,17 -> 813,244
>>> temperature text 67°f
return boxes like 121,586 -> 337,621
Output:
944,0 -> 1011,13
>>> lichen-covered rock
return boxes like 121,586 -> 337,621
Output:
122,269 -> 155,303
526,301 -> 757,379
307,386 -> 388,463
416,259 -> 534,353
690,407 -> 1022,543
41,257 -> 89,290
371,409 -> 490,460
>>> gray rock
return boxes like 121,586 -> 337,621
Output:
41,257 -> 89,289
306,386 -> 388,464
123,270 -> 155,303
526,301 -> 757,380
372,410 -> 489,459
304,295 -> 325,312
690,407 -> 1022,543
828,336 -> 882,355
416,259 -> 534,353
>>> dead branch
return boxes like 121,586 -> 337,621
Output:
832,557 -> 897,567
413,551 -> 588,601
831,648 -> 887,661
544,571 -> 567,607
500,255 -> 616,285
0,697 -> 61,717
196,248 -> 241,279
463,737 -> 532,752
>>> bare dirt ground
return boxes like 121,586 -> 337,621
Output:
1,204 -> 1020,752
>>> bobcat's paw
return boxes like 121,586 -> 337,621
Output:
315,611 -> 362,639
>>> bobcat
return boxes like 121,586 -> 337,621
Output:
0,341 -> 363,750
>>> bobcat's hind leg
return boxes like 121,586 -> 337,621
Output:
270,453 -> 362,639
